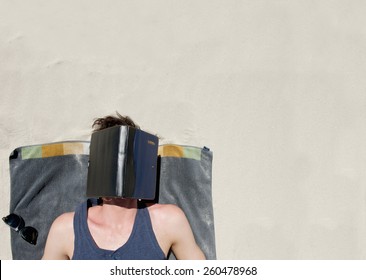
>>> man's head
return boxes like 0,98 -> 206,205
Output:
92,112 -> 140,132
86,112 -> 159,200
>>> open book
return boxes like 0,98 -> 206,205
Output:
86,126 -> 159,199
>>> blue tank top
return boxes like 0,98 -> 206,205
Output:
72,199 -> 166,260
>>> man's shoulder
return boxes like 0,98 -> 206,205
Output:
148,203 -> 182,213
52,211 -> 75,229
147,203 -> 187,224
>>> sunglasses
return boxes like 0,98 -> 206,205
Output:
2,213 -> 38,245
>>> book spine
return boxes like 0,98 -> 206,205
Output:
116,126 -> 128,197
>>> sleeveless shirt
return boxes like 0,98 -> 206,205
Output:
72,199 -> 166,260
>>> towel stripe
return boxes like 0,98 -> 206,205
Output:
158,145 -> 202,160
19,143 -> 202,161
21,142 -> 89,159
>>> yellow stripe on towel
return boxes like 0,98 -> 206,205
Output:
42,143 -> 64,158
158,145 -> 201,160
21,142 -> 89,159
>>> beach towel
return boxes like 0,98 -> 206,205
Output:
6,142 -> 215,260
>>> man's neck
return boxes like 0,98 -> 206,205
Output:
101,197 -> 138,209
88,197 -> 138,226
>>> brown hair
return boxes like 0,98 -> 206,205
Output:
92,112 -> 140,131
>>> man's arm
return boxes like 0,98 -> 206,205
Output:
42,212 -> 74,260
168,206 -> 206,260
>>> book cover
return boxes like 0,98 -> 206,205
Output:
86,126 -> 159,199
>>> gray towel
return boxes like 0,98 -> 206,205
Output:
8,142 -> 89,260
7,142 -> 215,260
157,145 -> 216,260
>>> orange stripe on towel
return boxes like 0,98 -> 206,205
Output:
158,145 -> 184,158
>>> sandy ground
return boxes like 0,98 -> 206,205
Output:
1,0 -> 366,259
